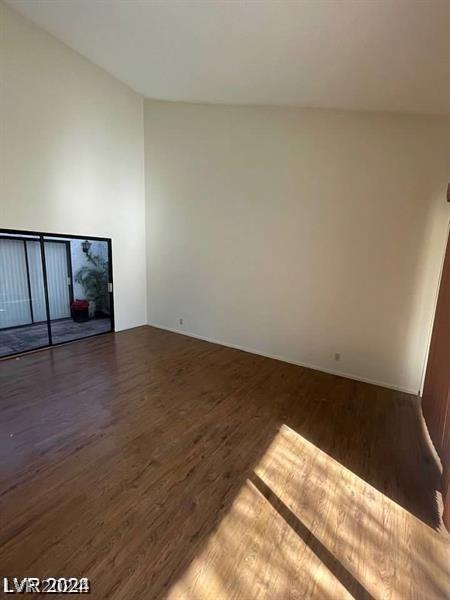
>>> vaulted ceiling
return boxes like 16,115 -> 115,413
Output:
7,0 -> 450,114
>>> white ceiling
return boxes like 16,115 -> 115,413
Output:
7,0 -> 450,114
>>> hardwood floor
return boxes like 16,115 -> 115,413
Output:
0,326 -> 448,599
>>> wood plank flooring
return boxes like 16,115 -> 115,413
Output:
0,326 -> 448,599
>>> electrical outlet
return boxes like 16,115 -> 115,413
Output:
179,318 -> 183,325
334,352 -> 341,361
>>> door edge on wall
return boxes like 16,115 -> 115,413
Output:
418,219 -> 450,397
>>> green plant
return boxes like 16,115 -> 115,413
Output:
74,251 -> 109,312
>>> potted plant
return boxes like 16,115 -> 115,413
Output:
74,251 -> 109,318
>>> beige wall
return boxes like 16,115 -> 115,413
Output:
0,3 -> 147,330
145,100 -> 450,393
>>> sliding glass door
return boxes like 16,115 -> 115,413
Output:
0,230 -> 114,359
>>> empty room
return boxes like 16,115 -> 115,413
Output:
0,0 -> 449,598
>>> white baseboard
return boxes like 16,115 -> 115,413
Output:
147,322 -> 418,395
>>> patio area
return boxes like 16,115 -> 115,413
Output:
0,318 -> 111,358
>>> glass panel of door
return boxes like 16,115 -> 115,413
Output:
0,233 -> 50,357
0,230 -> 113,359
44,236 -> 112,345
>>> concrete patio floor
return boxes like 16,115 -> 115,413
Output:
0,318 -> 111,358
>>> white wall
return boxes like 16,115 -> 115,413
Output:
0,3 -> 147,331
145,100 -> 450,393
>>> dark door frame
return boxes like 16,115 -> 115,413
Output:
421,220 -> 450,531
0,228 -> 115,359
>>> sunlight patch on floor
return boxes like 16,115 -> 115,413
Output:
167,424 -> 449,599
